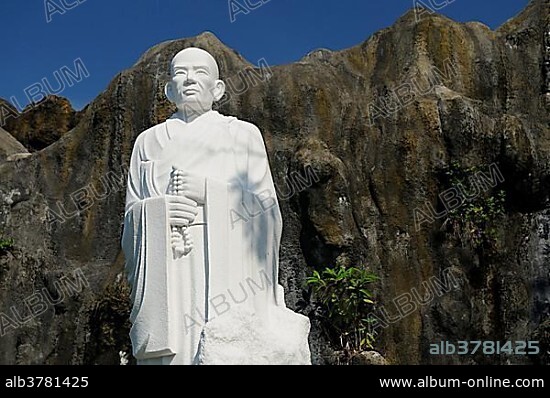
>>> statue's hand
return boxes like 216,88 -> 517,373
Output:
166,195 -> 198,226
171,170 -> 206,204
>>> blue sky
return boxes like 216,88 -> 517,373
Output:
0,0 -> 530,110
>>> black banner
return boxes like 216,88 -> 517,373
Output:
0,365 -> 547,393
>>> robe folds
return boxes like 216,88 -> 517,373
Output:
122,111 -> 311,364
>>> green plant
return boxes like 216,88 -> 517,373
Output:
0,237 -> 14,253
443,162 -> 506,252
307,265 -> 378,355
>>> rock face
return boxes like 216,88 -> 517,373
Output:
0,0 -> 549,365
0,127 -> 29,162
3,95 -> 79,152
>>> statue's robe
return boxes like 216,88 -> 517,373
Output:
122,110 -> 310,364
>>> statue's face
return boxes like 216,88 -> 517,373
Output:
166,48 -> 225,114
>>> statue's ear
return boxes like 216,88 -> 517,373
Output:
212,80 -> 226,102
165,82 -> 175,103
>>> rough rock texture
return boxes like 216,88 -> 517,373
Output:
3,96 -> 80,152
196,306 -> 311,365
0,127 -> 28,162
350,351 -> 388,365
0,0 -> 549,365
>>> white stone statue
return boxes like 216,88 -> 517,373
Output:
121,47 -> 311,365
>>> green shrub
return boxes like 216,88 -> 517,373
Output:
0,237 -> 14,253
443,162 -> 506,252
307,265 -> 378,354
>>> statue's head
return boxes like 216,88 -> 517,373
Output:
165,47 -> 226,116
